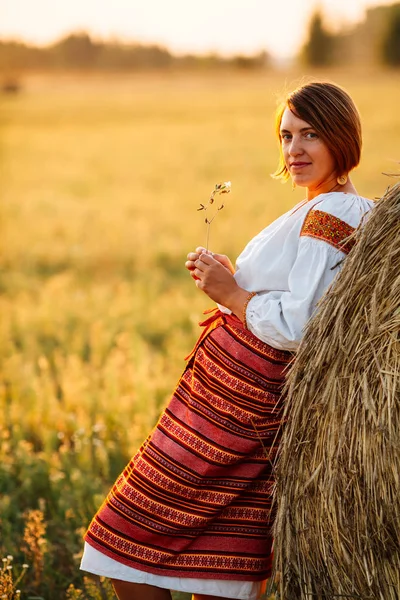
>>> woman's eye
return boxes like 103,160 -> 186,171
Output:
305,132 -> 318,139
281,134 -> 291,141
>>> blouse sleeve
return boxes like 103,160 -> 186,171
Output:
246,210 -> 354,351
243,194 -> 374,351
245,237 -> 345,351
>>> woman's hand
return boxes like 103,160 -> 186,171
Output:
192,252 -> 238,306
185,247 -> 235,275
185,248 -> 249,315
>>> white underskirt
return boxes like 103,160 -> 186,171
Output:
80,543 -> 265,600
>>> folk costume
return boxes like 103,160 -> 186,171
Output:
81,192 -> 374,600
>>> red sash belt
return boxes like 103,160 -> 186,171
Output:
185,307 -> 240,362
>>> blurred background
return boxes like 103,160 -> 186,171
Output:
0,1 -> 399,598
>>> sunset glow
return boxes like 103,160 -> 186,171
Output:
0,0 -> 394,58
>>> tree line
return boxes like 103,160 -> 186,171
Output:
0,2 -> 399,74
0,34 -> 269,72
303,3 -> 400,67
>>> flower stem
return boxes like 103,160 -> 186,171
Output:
206,222 -> 211,251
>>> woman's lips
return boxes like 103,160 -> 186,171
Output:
290,162 -> 311,171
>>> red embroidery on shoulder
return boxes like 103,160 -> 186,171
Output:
300,209 -> 356,254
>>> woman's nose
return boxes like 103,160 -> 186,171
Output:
288,135 -> 303,156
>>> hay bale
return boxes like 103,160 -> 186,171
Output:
273,182 -> 400,600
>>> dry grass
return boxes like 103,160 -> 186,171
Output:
273,181 -> 400,599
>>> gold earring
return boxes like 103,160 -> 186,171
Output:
337,174 -> 348,185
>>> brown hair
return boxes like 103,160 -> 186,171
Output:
272,82 -> 362,182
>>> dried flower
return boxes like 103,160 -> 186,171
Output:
0,555 -> 28,599
197,181 -> 231,250
22,509 -> 47,589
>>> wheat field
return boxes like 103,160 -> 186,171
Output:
0,68 -> 398,598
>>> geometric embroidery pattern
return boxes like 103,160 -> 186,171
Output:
301,209 -> 356,255
85,313 -> 293,581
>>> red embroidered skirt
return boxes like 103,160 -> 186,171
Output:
84,312 -> 293,581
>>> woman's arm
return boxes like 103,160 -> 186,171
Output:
185,238 -> 346,349
244,238 -> 346,350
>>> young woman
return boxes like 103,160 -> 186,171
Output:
81,82 -> 375,600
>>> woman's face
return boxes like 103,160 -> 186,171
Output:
280,108 -> 338,198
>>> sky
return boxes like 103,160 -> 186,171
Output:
0,0 -> 393,59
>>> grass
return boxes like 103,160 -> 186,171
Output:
0,67 -> 398,598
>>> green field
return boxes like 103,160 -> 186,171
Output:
0,69 -> 399,598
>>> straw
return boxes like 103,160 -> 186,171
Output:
273,182 -> 400,600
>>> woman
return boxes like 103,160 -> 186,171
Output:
81,82 -> 374,600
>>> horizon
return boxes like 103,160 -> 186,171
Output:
0,0 -> 395,59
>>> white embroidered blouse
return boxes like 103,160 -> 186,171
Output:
219,191 -> 375,352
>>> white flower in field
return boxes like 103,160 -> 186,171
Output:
209,181 -> 231,204
6,555 -> 13,561
92,423 -> 104,433
22,563 -> 29,569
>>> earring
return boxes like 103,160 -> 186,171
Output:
337,174 -> 348,185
